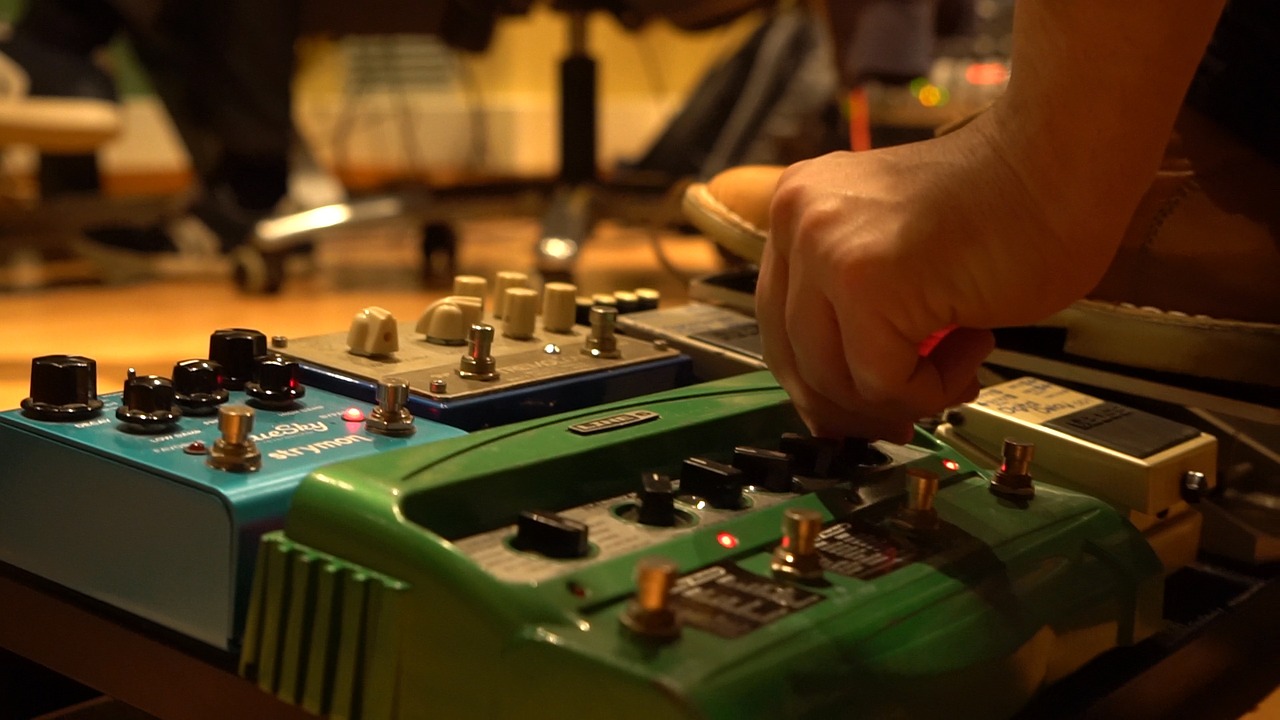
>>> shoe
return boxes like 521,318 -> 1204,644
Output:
682,165 -> 778,265
681,109 -> 1280,387
72,187 -> 263,283
0,35 -> 121,152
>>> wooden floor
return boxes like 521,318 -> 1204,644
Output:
0,215 -> 723,409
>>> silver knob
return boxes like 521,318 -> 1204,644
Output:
366,378 -> 415,436
991,438 -> 1035,498
582,306 -> 621,358
458,324 -> 500,380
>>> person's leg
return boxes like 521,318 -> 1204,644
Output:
2,0 -> 122,195
74,0 -> 301,277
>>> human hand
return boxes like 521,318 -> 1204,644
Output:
758,114 -> 1126,441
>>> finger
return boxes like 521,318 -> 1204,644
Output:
923,327 -> 995,403
784,275 -> 860,407
759,242 -> 913,441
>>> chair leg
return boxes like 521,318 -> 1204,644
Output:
535,11 -> 599,279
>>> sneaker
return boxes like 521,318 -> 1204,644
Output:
0,35 -> 121,152
681,109 -> 1280,387
72,186 -> 262,283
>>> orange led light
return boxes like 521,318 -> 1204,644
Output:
943,459 -> 961,472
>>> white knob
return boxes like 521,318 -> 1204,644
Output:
415,295 -> 483,345
493,271 -> 530,319
452,275 -> 488,312
346,306 -> 399,357
542,282 -> 578,334
503,288 -> 539,340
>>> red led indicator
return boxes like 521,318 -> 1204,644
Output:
342,407 -> 365,423
942,458 -> 961,472
716,532 -> 738,549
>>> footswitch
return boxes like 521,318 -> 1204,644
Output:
0,338 -> 465,650
239,372 -> 1164,720
934,376 -> 1217,574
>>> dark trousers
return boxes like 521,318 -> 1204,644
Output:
14,0 -> 299,209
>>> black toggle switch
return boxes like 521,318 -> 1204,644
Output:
680,457 -> 745,509
245,355 -> 305,408
171,359 -> 229,416
208,328 -> 267,390
513,510 -> 590,558
22,355 -> 104,421
733,446 -> 794,493
637,472 -> 677,527
779,433 -> 841,477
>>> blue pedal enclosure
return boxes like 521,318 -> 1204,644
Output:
276,291 -> 692,430
0,337 -> 466,651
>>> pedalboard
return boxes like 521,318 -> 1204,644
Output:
240,372 -> 1164,720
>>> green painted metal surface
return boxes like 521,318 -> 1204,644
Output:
242,372 -> 1164,719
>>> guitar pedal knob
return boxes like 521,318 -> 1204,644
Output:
452,274 -> 488,311
21,354 -> 104,421
208,328 -> 267,390
207,405 -> 262,473
346,306 -> 399,357
512,510 -> 589,558
171,359 -> 228,416
116,370 -> 181,430
502,288 -> 539,340
541,281 -> 578,334
492,270 -> 530,319
620,556 -> 681,640
733,446 -> 794,493
779,433 -> 841,478
634,287 -> 660,311
770,508 -> 825,582
636,472 -> 677,527
244,355 -> 305,408
681,457 -> 745,509
416,295 -> 483,346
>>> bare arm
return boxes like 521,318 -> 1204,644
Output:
758,1 -> 1228,440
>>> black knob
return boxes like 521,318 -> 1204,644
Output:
244,355 -> 305,408
637,472 -> 677,527
171,359 -> 229,416
779,433 -> 841,478
116,372 -> 181,429
208,328 -> 267,390
841,439 -> 891,468
680,457 -> 745,509
21,355 -> 104,421
512,510 -> 590,558
733,446 -> 794,493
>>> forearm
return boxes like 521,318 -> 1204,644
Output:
987,0 -> 1227,244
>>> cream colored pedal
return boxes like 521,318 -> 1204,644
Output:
935,376 -> 1218,573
